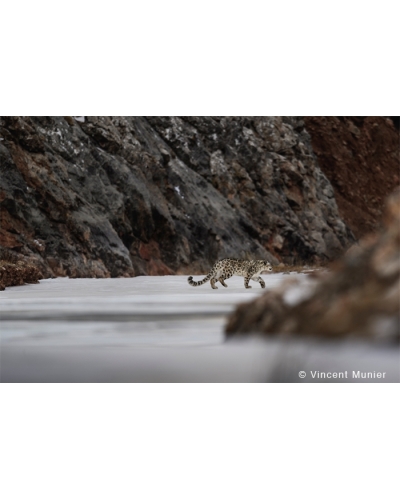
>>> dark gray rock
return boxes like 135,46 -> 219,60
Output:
0,116 -> 354,277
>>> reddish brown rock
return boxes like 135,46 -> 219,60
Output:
0,248 -> 43,290
304,117 -> 400,239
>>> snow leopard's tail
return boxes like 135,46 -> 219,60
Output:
188,272 -> 213,287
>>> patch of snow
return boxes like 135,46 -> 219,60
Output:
174,186 -> 184,198
74,116 -> 85,123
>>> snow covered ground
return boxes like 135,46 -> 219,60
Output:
1,275 -> 398,382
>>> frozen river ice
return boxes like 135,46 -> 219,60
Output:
1,275 -> 398,382
0,275 -> 283,347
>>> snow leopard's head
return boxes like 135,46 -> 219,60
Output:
260,260 -> 273,273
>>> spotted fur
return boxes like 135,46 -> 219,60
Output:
188,258 -> 273,289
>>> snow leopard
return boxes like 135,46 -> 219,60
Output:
188,258 -> 273,289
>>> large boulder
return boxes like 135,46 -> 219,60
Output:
226,189 -> 400,343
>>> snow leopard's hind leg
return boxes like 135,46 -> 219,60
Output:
210,277 -> 218,289
219,275 -> 228,287
219,271 -> 233,288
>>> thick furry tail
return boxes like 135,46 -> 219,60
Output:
188,273 -> 212,287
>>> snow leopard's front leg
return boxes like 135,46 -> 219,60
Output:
252,276 -> 266,288
245,265 -> 259,288
244,274 -> 252,289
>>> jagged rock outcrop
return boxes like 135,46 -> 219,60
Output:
0,248 -> 42,290
226,189 -> 400,343
0,116 -> 354,278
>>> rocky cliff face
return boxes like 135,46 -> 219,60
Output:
0,116 -> 355,278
